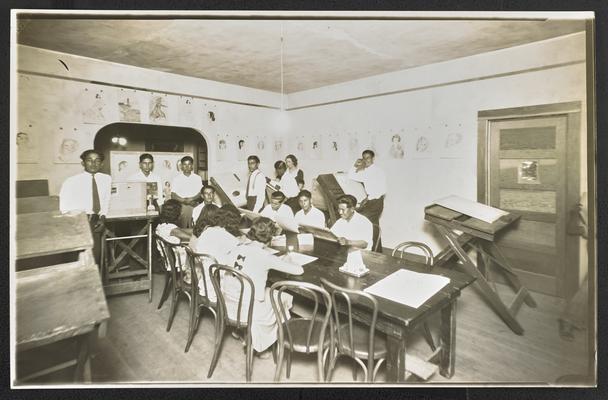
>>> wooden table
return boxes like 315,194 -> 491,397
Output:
16,211 -> 93,260
15,244 -> 110,383
101,213 -> 157,301
268,237 -> 474,382
424,204 -> 536,335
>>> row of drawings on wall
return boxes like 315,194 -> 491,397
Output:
213,128 -> 467,163
17,123 -> 93,164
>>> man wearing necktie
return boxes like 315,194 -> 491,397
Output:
59,149 -> 112,265
245,155 -> 267,213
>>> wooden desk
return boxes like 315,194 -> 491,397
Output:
425,204 -> 536,335
101,213 -> 157,301
16,251 -> 110,383
268,238 -> 474,382
16,211 -> 93,260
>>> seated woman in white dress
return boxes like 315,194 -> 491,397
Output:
189,204 -> 245,301
222,217 -> 303,357
155,199 -> 192,273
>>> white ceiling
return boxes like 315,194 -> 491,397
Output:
16,18 -> 585,93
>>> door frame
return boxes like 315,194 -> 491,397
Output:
477,101 -> 582,297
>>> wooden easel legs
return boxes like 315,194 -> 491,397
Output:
435,225 -> 535,335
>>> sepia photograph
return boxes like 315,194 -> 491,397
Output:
10,9 -> 598,390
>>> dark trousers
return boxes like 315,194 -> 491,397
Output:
358,197 -> 384,252
88,214 -> 103,266
246,196 -> 258,212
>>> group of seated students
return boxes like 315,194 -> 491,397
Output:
155,186 -> 373,358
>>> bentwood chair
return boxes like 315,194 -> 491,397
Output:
155,236 -> 188,332
154,235 -> 174,310
269,280 -> 333,382
183,247 -> 219,353
392,241 -> 436,351
207,264 -> 256,382
320,278 -> 387,383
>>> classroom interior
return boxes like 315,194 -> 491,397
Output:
12,12 -> 596,386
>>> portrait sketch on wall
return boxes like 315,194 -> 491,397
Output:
411,132 -> 434,159
388,131 -> 406,160
117,90 -> 141,123
54,128 -> 83,164
273,137 -> 284,160
149,94 -> 168,124
347,132 -> 360,159
308,134 -> 322,160
178,97 -> 195,126
440,130 -> 465,159
16,123 -> 39,164
217,133 -> 228,162
237,135 -> 248,161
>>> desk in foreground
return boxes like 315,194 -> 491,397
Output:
269,238 -> 474,382
16,251 -> 110,383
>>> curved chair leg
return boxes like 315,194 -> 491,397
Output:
352,358 -> 358,381
166,290 -> 179,332
157,273 -> 172,309
422,322 -> 436,351
286,350 -> 292,378
207,323 -> 225,378
326,351 -> 338,382
185,305 -> 200,353
245,333 -> 253,382
274,344 -> 284,382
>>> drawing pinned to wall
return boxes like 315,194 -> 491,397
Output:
149,94 -> 168,124
54,127 -> 83,164
81,88 -> 108,124
256,136 -> 266,152
178,97 -> 195,126
347,132 -> 359,159
117,90 -> 141,123
273,137 -> 284,159
323,132 -> 340,157
217,133 -> 228,162
308,134 -> 322,160
16,123 -> 39,164
411,131 -> 434,159
388,130 -> 406,160
237,136 -> 248,161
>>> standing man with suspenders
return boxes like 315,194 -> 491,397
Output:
245,155 -> 267,212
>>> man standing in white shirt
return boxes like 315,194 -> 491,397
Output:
191,184 -> 222,225
330,194 -> 373,251
294,190 -> 326,229
170,155 -> 203,228
59,149 -> 112,265
245,155 -> 267,213
348,149 -> 386,251
128,153 -> 164,207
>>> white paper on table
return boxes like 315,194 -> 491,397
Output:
433,195 -> 508,223
271,235 -> 286,247
265,247 -> 280,255
275,212 -> 300,233
297,233 -> 314,246
364,269 -> 450,309
281,252 -> 318,266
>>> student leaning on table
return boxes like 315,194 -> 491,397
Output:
330,194 -> 373,251
59,149 -> 112,265
223,217 -> 303,358
128,153 -> 165,206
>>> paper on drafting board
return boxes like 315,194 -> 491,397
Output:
333,172 -> 367,205
275,212 -> 300,233
213,172 -> 247,207
299,224 -> 339,242
433,195 -> 508,224
281,252 -> 318,266
364,269 -> 450,309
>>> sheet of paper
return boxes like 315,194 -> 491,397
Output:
265,247 -> 280,255
364,269 -> 450,309
270,235 -> 286,247
281,252 -> 318,266
297,233 -> 314,246
275,212 -> 300,233
434,195 -> 508,223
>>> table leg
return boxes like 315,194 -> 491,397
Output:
385,332 -> 406,382
148,221 -> 152,302
100,230 -> 107,285
73,332 -> 92,382
439,301 -> 457,378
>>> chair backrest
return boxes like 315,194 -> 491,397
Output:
184,246 -> 218,300
208,264 -> 255,331
155,235 -> 183,285
320,278 -> 379,374
269,280 -> 332,353
391,241 -> 434,268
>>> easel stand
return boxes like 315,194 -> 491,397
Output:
425,205 -> 536,335
101,214 -> 157,301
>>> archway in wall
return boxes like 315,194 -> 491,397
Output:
93,123 -> 209,183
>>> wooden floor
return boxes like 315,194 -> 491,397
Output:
86,273 -> 590,385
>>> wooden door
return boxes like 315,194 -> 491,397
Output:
483,109 -> 580,297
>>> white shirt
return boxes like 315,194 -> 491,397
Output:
276,173 -> 299,198
247,169 -> 267,212
260,203 -> 294,223
191,201 -> 222,224
348,164 -> 387,200
330,211 -> 373,250
295,206 -> 326,229
128,170 -> 164,205
59,171 -> 112,216
171,172 -> 203,198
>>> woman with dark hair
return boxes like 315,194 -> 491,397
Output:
219,204 -> 244,237
272,160 -> 300,213
285,154 -> 304,190
223,217 -> 303,358
189,204 -> 239,302
155,199 -> 192,277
